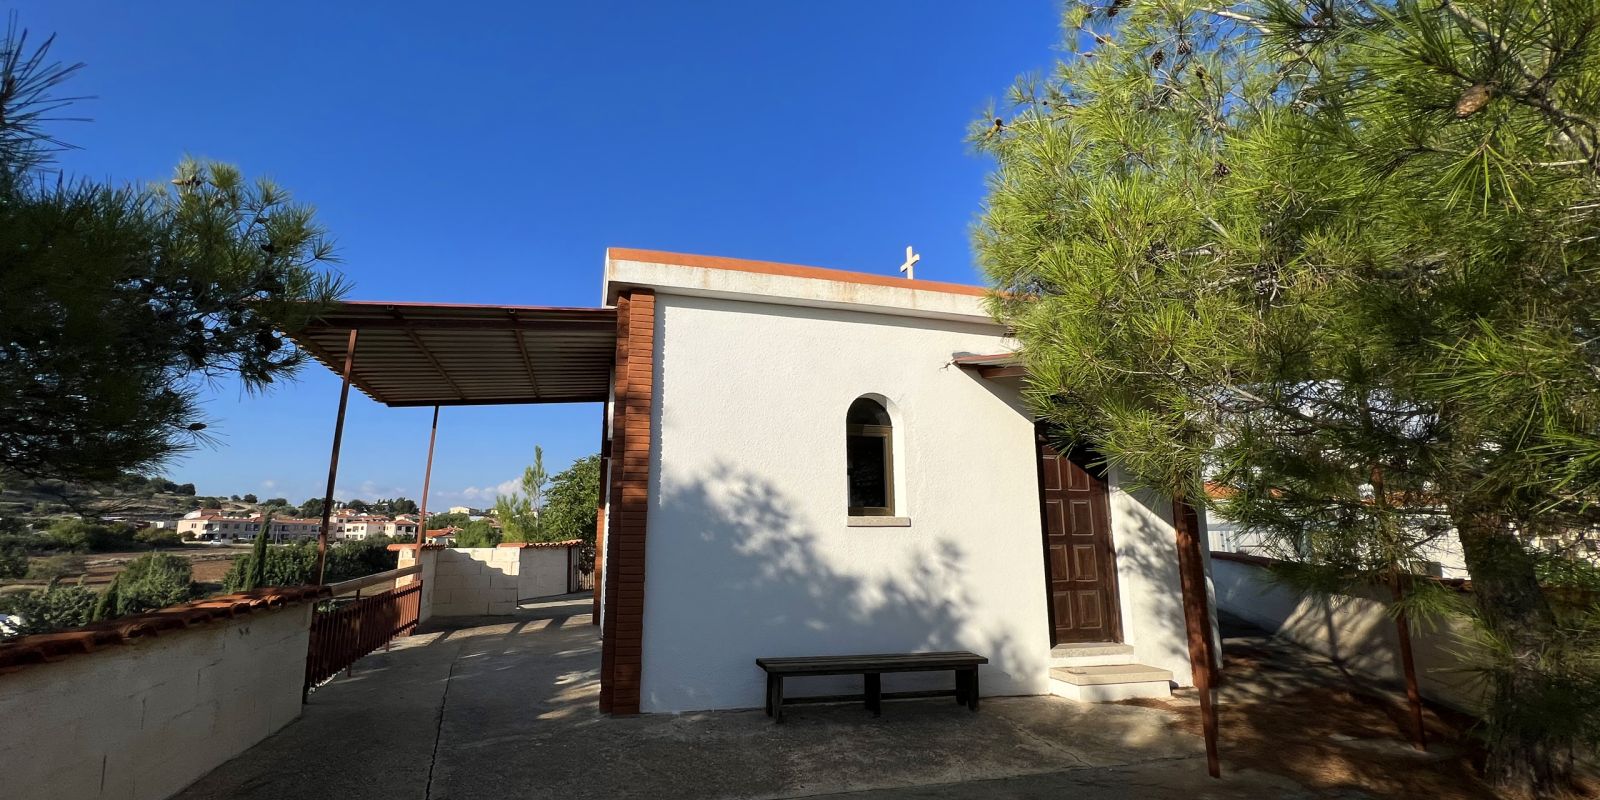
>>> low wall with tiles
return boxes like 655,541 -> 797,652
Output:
0,593 -> 317,800
416,543 -> 579,618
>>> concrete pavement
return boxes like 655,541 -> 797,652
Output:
172,595 -> 1323,800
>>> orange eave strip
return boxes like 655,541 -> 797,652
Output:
607,248 -> 990,298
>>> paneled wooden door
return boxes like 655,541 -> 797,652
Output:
1038,437 -> 1122,644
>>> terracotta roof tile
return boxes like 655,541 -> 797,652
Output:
0,585 -> 331,677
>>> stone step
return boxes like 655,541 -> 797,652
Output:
1049,642 -> 1137,668
1048,664 -> 1173,703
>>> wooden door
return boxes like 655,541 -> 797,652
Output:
1038,438 -> 1122,644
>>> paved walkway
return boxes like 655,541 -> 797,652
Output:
173,595 -> 1321,800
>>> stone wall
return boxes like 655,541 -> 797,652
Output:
0,602 -> 312,800
416,545 -> 579,618
1212,553 -> 1482,711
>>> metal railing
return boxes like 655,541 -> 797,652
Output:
304,575 -> 423,695
326,564 -> 421,598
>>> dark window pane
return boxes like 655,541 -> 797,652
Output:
848,433 -> 888,510
847,398 -> 892,426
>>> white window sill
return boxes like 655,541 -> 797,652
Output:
847,516 -> 912,527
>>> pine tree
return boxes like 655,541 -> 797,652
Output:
0,19 -> 347,484
974,1 -> 1600,793
497,445 -> 549,543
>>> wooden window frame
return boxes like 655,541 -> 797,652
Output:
847,422 -> 894,517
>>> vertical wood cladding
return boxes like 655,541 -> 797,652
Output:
598,290 -> 654,715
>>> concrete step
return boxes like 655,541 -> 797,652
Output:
1049,642 -> 1137,668
1049,664 -> 1173,703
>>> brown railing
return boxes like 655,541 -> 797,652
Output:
304,578 -> 422,695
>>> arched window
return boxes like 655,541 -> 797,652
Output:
846,397 -> 894,516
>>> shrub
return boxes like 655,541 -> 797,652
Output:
222,541 -> 317,591
0,584 -> 98,638
0,538 -> 28,579
324,539 -> 398,583
1535,553 -> 1600,593
95,552 -> 193,619
25,554 -> 84,580
453,521 -> 500,548
133,527 -> 182,548
41,519 -> 138,553
221,539 -> 398,591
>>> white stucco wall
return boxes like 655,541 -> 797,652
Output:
430,547 -> 521,616
425,546 -> 576,617
0,604 -> 311,800
396,547 -> 438,623
1212,556 -> 1482,711
638,293 -> 1057,713
516,547 -> 573,599
1106,477 -> 1211,686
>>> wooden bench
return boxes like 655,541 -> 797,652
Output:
755,651 -> 988,722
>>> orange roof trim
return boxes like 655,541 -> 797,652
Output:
0,585 -> 330,677
608,248 -> 990,298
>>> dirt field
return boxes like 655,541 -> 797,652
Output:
9,545 -> 247,589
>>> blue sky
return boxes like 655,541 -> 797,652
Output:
17,1 -> 1057,506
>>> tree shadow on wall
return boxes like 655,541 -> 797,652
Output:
644,461 -> 1034,712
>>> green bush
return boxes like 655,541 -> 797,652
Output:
95,552 -> 193,619
41,519 -> 138,553
25,554 -> 84,580
453,520 -> 500,548
1535,553 -> 1600,592
133,527 -> 182,548
0,584 -> 98,638
222,541 -> 317,591
0,541 -> 27,579
324,539 -> 399,583
221,539 -> 399,592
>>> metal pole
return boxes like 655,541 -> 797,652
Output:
1391,575 -> 1427,750
1173,497 -> 1221,779
593,395 -> 610,624
414,406 -> 440,550
317,329 -> 359,585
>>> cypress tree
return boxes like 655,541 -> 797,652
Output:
246,513 -> 271,590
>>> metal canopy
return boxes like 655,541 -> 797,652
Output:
285,301 -> 617,407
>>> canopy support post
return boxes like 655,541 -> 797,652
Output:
415,406 -> 441,549
317,329 -> 359,585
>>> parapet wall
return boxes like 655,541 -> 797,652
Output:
398,543 -> 579,617
0,595 -> 315,800
1211,552 -> 1483,712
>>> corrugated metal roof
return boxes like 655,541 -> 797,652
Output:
283,301 -> 617,407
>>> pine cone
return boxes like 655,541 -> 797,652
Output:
1455,83 -> 1494,117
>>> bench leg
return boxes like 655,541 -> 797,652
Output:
765,674 -> 775,717
967,668 -> 980,711
865,673 -> 881,717
769,675 -> 785,723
